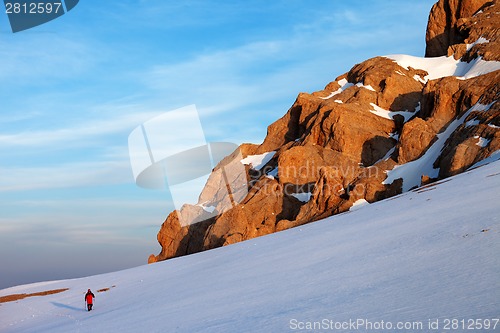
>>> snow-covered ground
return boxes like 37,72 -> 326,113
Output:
1,161 -> 499,333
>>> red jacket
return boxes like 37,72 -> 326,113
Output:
85,292 -> 95,304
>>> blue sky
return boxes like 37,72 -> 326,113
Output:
0,0 -> 436,289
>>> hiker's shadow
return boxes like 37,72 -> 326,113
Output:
51,302 -> 86,312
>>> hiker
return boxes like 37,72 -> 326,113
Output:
85,289 -> 95,311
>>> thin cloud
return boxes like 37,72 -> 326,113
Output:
0,220 -> 155,246
0,160 -> 132,191
0,106 -> 163,147
0,111 -> 41,124
143,5 -> 429,114
0,198 -> 171,210
0,34 -> 99,82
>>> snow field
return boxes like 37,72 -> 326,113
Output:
1,160 -> 499,333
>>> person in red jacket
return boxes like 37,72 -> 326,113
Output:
85,289 -> 95,311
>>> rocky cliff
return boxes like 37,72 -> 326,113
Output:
149,0 -> 500,263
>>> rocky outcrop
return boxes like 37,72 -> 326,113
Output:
437,76 -> 500,176
425,0 -> 489,57
149,0 -> 500,263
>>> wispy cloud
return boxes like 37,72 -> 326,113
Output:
140,15 -> 413,145
0,33 -> 99,83
0,198 -> 170,211
0,160 -> 132,191
0,104 -> 163,147
0,219 -> 156,246
0,196 -> 168,245
143,4 -> 429,113
0,111 -> 41,124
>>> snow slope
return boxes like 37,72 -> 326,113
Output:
1,161 -> 499,333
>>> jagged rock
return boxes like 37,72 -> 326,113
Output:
425,0 -> 489,57
299,99 -> 395,165
348,159 -> 402,205
459,1 -> 500,61
257,93 -> 322,153
347,57 -> 425,111
398,118 -> 437,164
400,69 -> 499,167
149,0 -> 500,263
437,73 -> 500,176
198,143 -> 257,206
202,177 -> 301,248
293,166 -> 346,224
154,210 -> 187,262
278,146 -> 325,185
398,75 -> 466,164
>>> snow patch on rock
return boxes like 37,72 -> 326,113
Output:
349,199 -> 370,211
241,152 -> 276,170
466,36 -> 489,52
474,136 -> 491,148
290,192 -> 312,203
369,103 -> 415,123
385,54 -> 500,82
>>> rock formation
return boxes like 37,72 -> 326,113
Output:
149,0 -> 500,263
425,0 -> 489,57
